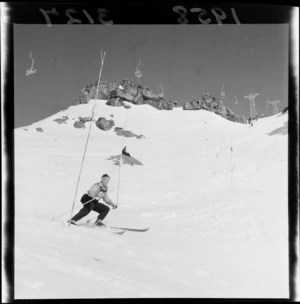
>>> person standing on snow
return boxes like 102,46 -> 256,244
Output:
122,146 -> 131,157
68,174 -> 117,226
248,117 -> 253,127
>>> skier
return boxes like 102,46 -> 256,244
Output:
68,174 -> 117,226
261,113 -> 264,118
122,146 -> 131,157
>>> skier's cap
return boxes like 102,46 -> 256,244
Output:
102,174 -> 110,178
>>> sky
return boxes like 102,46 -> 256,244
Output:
14,24 -> 289,128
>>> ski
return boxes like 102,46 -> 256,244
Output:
109,226 -> 150,232
72,222 -> 125,235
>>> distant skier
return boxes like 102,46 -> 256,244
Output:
261,113 -> 264,118
68,174 -> 117,226
122,146 -> 131,157
255,113 -> 258,121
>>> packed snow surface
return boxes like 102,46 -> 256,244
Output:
14,100 -> 288,298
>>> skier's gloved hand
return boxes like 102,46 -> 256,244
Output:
98,192 -> 105,198
112,203 -> 118,209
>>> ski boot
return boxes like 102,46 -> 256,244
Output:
94,220 -> 106,228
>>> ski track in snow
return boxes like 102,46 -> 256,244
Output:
14,100 -> 288,298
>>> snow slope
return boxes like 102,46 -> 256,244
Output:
14,100 -> 288,298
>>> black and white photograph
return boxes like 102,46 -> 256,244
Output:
2,2 -> 299,301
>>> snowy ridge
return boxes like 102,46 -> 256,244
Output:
15,99 -> 288,298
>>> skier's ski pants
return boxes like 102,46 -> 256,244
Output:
71,194 -> 110,222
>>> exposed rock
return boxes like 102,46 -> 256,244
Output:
114,127 -> 144,139
23,129 -> 28,131
183,100 -> 200,110
74,79 -> 243,122
106,98 -> 125,107
76,81 -> 109,104
78,116 -> 92,123
95,117 -> 115,131
183,93 -> 240,122
132,92 -> 142,104
142,88 -> 159,100
74,121 -> 85,128
282,106 -> 288,114
36,127 -> 43,132
97,91 -> 108,100
76,78 -> 173,111
73,116 -> 92,129
54,116 -> 69,124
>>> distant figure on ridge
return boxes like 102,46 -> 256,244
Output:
261,113 -> 264,118
122,146 -> 131,157
68,174 -> 117,226
248,117 -> 253,127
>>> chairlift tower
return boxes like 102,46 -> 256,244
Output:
135,59 -> 143,83
244,92 -> 259,119
266,99 -> 281,115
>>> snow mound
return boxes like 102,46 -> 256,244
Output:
14,100 -> 288,298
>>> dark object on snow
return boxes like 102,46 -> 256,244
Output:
54,116 -> 69,124
114,127 -> 144,139
95,117 -> 115,131
281,106 -> 288,114
122,146 -> 131,157
73,116 -> 92,129
74,121 -> 85,129
36,127 -> 43,132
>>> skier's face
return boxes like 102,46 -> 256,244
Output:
101,177 -> 110,186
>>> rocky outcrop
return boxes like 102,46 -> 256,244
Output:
36,127 -> 43,132
75,81 -> 110,104
74,121 -> 85,128
95,117 -> 115,131
75,80 -> 242,122
75,79 -> 174,111
183,93 -> 241,123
